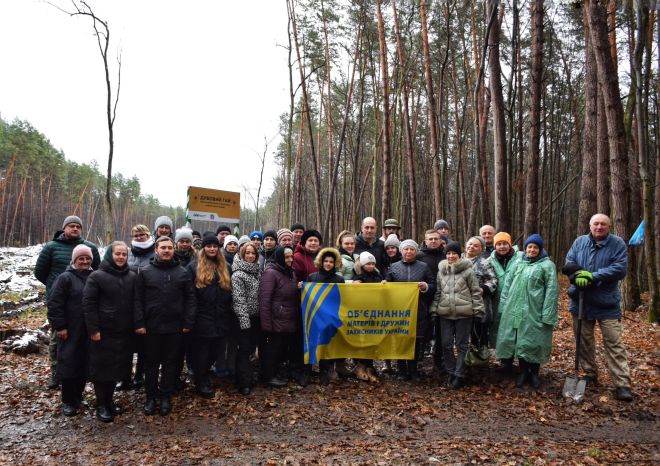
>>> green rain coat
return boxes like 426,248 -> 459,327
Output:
495,254 -> 558,364
488,248 -> 523,347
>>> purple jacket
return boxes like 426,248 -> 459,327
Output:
259,264 -> 300,333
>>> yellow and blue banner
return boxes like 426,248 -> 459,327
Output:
301,282 -> 419,364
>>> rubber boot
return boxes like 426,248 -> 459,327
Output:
515,359 -> 528,388
529,363 -> 541,389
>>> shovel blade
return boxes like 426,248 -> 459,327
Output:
563,376 -> 587,403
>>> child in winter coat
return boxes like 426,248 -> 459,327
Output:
430,241 -> 485,389
352,251 -> 383,383
307,247 -> 344,385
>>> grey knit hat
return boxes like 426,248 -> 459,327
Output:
399,239 -> 419,252
433,219 -> 450,231
238,235 -> 251,248
154,215 -> 174,232
384,234 -> 400,249
62,215 -> 82,229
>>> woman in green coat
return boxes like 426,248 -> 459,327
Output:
496,234 -> 558,389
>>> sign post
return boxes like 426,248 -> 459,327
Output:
186,186 -> 240,226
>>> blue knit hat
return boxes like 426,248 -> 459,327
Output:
249,230 -> 264,241
524,234 -> 544,250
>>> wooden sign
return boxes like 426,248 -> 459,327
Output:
187,186 -> 240,223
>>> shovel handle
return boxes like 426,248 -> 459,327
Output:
574,291 -> 584,376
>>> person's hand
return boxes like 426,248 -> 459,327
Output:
381,280 -> 387,284
90,332 -> 101,342
353,280 -> 362,284
297,281 -> 303,289
182,328 -> 190,333
418,282 -> 428,292
56,329 -> 68,340
575,270 -> 593,288
135,327 -> 146,335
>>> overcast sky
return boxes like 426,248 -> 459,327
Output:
0,0 -> 290,208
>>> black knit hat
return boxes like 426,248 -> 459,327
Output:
215,225 -> 231,235
290,223 -> 305,232
300,229 -> 322,245
264,230 -> 278,241
202,233 -> 221,247
445,241 -> 461,255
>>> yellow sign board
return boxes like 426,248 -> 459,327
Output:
187,186 -> 240,223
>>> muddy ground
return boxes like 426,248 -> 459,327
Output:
0,278 -> 657,464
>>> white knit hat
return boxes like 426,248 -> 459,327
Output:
358,251 -> 376,265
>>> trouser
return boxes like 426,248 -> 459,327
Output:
144,333 -> 182,399
397,337 -> 425,375
260,331 -> 295,381
61,377 -> 85,406
440,317 -> 473,378
215,333 -> 238,375
473,319 -> 490,349
433,318 -> 445,371
175,333 -> 191,381
49,329 -> 59,382
190,336 -> 221,388
94,382 -> 115,408
236,319 -> 260,389
319,359 -> 341,373
572,316 -> 631,388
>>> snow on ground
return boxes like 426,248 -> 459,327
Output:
0,245 -> 44,294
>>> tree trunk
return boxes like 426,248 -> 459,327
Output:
524,0 -> 544,238
578,5 -> 598,233
488,0 -> 509,232
375,0 -> 392,222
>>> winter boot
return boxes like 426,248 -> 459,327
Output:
365,367 -> 379,384
515,359 -> 528,388
354,363 -> 369,381
529,363 -> 541,389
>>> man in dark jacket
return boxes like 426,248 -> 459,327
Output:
355,217 -> 386,272
35,215 -> 100,389
134,236 -> 196,415
565,213 -> 632,401
417,229 -> 446,276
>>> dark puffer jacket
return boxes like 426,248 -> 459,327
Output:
186,261 -> 233,338
385,260 -> 437,336
47,265 -> 93,379
35,232 -> 100,296
416,246 -> 446,277
260,263 -> 299,333
83,260 -> 136,382
354,233 -> 386,272
175,249 -> 196,268
134,257 -> 196,334
232,258 -> 261,330
127,242 -> 155,274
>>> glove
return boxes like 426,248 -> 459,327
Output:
575,270 -> 593,288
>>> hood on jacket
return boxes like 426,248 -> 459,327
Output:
439,258 -> 473,274
314,247 -> 342,270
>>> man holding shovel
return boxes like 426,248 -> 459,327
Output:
565,213 -> 633,402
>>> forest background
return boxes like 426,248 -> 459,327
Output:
0,0 -> 658,318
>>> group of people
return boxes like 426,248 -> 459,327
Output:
36,212 -> 633,422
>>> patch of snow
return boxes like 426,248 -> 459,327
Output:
0,245 -> 45,294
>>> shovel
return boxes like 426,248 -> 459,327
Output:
563,290 -> 587,403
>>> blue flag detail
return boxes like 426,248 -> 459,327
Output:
301,283 -> 342,364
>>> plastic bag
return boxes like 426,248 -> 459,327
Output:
629,220 -> 644,246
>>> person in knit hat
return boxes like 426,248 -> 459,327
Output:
222,235 -> 239,268
35,215 -> 100,389
433,219 -> 450,237
260,230 -> 278,271
382,233 -> 402,275
153,216 -> 174,239
293,229 -> 322,282
46,241 -> 95,416
238,235 -> 251,250
497,233 -> 558,390
488,232 -> 523,357
385,239 -> 436,382
277,228 -> 294,248
249,230 -> 264,248
215,225 -> 231,247
174,228 -> 196,267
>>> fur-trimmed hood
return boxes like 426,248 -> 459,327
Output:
314,247 -> 342,270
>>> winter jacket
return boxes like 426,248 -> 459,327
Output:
175,249 -> 196,268
259,247 -> 277,272
134,257 -> 196,334
489,248 -> 523,316
353,269 -> 383,283
430,259 -> 484,320
382,251 -> 402,277
385,260 -> 436,336
416,246 -> 446,276
464,254 -> 498,322
354,233 -> 386,272
231,258 -> 261,330
222,249 -> 236,270
82,260 -> 136,382
293,243 -> 318,282
496,254 -> 559,364
35,232 -> 100,296
186,261 -> 233,338
565,233 -> 628,320
339,250 -> 360,280
259,264 -> 300,333
127,242 -> 155,274
307,269 -> 345,284
47,265 -> 92,379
